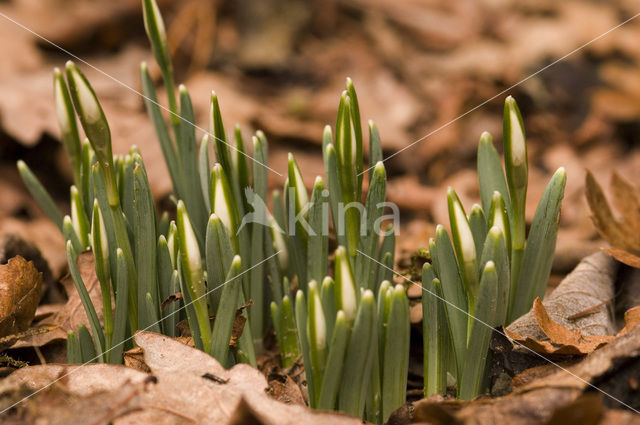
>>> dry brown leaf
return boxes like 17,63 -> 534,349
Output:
505,298 -> 615,356
585,171 -> 630,251
125,331 -> 361,424
123,347 -> 151,374
508,302 -> 640,357
52,252 -> 106,333
414,325 -> 640,425
0,256 -> 43,346
1,331 -> 364,424
610,172 -> 640,233
0,218 -> 66,278
617,306 -> 640,336
543,393 -> 603,425
510,362 -> 575,390
2,380 -> 151,425
602,247 -> 640,269
507,251 -> 617,355
11,251 -> 106,350
586,170 -> 640,254
532,297 -> 613,351
0,363 -> 152,424
0,325 -> 58,352
0,233 -> 54,293
267,373 -> 306,406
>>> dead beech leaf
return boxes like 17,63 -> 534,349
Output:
1,381 -> 149,425
585,171 -> 640,254
267,373 -> 306,406
123,347 -> 151,374
510,298 -> 614,355
602,247 -> 640,269
0,256 -> 43,346
0,363 -> 151,424
610,172 -> 640,234
510,362 -> 576,390
585,171 -> 629,251
0,325 -> 58,351
617,306 -> 640,336
11,251 -> 106,350
507,251 -> 617,355
533,297 -> 613,350
0,331 -> 361,424
126,331 -> 361,424
54,251 -> 107,333
543,393 -> 603,425
507,301 -> 640,357
415,325 -> 640,425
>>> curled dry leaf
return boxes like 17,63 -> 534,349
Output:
0,256 -> 43,348
506,298 -> 614,355
617,306 -> 640,336
0,234 -> 54,291
602,247 -> 640,269
506,251 -> 617,355
586,170 -> 640,255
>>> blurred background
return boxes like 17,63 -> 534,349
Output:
1,0 -> 640,281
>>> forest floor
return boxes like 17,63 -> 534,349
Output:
0,0 -> 640,423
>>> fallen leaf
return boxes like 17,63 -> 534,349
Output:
602,247 -> 640,269
0,234 -> 54,295
2,381 -> 149,425
511,363 -> 573,389
227,396 -> 268,425
617,306 -> 640,336
11,251 -> 106,350
414,325 -> 640,425
123,347 -> 151,374
0,256 -> 43,347
267,372 -> 306,406
609,172 -> 640,232
586,171 -> 640,254
0,325 -> 58,351
506,251 -> 617,355
0,218 -> 66,279
508,298 -> 614,356
3,331 -> 364,424
543,393 -> 603,425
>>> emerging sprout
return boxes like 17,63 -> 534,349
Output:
424,96 -> 566,400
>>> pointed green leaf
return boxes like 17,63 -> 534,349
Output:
66,241 -> 105,361
459,261 -> 498,400
142,0 -> 178,124
509,167 -> 566,322
477,131 -> 511,218
16,161 -> 64,231
339,289 -> 376,418
211,255 -> 243,363
447,188 -> 478,299
317,310 -> 349,410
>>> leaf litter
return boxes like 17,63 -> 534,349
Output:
1,331 -> 363,424
1,0 -> 640,423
